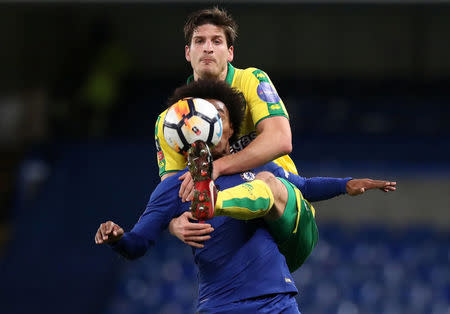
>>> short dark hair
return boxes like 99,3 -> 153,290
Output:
167,80 -> 245,144
184,7 -> 238,48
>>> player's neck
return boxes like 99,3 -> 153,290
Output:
194,69 -> 228,82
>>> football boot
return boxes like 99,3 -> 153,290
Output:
187,140 -> 217,221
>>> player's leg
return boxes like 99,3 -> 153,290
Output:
235,171 -> 318,271
215,171 -> 290,221
221,171 -> 318,269
251,171 -> 289,221
188,141 -> 280,221
214,171 -> 281,220
266,177 -> 318,272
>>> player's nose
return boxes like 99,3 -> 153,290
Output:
203,40 -> 213,51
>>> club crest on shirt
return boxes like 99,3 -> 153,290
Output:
257,82 -> 280,103
241,171 -> 256,182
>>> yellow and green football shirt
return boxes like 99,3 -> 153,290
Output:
155,63 -> 298,177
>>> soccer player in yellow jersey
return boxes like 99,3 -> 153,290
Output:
155,7 -> 296,189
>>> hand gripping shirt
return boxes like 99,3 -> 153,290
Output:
155,63 -> 298,177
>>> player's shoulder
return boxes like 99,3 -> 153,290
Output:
155,108 -> 169,127
233,66 -> 274,88
239,66 -> 269,78
158,108 -> 169,118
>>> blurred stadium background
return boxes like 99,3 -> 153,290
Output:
0,1 -> 449,314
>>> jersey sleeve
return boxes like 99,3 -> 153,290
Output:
155,110 -> 188,177
241,68 -> 289,127
111,177 -> 184,259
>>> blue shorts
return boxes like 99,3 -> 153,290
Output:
197,293 -> 300,314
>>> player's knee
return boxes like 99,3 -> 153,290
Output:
255,172 -> 288,220
255,171 -> 280,190
255,171 -> 275,182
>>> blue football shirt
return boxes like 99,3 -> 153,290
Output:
111,162 -> 350,311
112,167 -> 297,311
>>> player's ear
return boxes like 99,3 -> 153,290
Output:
185,45 -> 191,62
229,123 -> 234,137
227,45 -> 234,62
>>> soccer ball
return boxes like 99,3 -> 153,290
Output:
163,98 -> 223,153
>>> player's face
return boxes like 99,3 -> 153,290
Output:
207,99 -> 233,159
185,24 -> 234,81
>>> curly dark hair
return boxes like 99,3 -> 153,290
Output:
184,7 -> 238,48
166,79 -> 245,144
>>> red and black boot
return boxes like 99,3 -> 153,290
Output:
188,140 -> 218,221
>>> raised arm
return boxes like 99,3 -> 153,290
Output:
268,163 -> 396,202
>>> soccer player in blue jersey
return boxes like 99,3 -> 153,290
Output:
95,80 -> 396,313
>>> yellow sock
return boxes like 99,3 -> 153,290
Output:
215,180 -> 274,220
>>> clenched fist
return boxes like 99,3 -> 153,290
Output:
95,221 -> 124,245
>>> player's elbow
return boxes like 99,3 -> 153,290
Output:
275,127 -> 292,155
259,118 -> 292,156
280,140 -> 292,155
278,136 -> 292,155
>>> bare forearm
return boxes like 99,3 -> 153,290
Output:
216,130 -> 291,176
